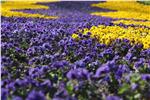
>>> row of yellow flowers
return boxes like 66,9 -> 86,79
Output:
91,1 -> 150,28
1,0 -> 58,19
72,25 -> 150,49
113,20 -> 150,27
91,1 -> 150,20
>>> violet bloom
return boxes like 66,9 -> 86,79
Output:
106,95 -> 122,100
26,90 -> 46,100
54,88 -> 68,99
134,58 -> 145,68
95,64 -> 109,78
12,96 -> 23,100
83,56 -> 92,63
131,83 -> 138,90
40,79 -> 51,88
1,88 -> 8,100
6,82 -> 16,91
42,42 -> 51,49
115,64 -> 129,80
141,74 -> 150,80
125,52 -> 133,61
74,60 -> 86,68
52,60 -> 69,68
66,68 -> 89,80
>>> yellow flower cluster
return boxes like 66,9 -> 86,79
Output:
72,34 -> 79,39
91,1 -> 150,28
113,20 -> 150,28
1,0 -> 58,19
91,1 -> 150,20
73,25 -> 150,49
92,11 -> 150,21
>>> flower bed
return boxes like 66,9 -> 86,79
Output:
1,1 -> 150,100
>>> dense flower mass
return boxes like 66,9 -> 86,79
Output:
91,1 -> 150,29
74,25 -> 150,49
91,1 -> 150,20
1,0 -> 58,19
113,20 -> 150,28
1,1 -> 150,100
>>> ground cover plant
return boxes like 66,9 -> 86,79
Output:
1,0 -> 150,100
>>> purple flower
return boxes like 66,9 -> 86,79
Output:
40,79 -> 51,88
115,64 -> 129,79
6,82 -> 15,91
26,90 -> 46,100
12,96 -> 23,100
131,83 -> 138,90
66,68 -> 89,80
54,88 -> 68,98
1,88 -> 8,100
83,56 -> 92,63
125,53 -> 133,60
106,95 -> 122,100
141,74 -> 150,80
52,60 -> 69,68
74,60 -> 86,68
42,43 -> 51,49
134,58 -> 145,68
95,64 -> 109,78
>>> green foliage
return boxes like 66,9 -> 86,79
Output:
66,81 -> 74,95
137,1 -> 150,5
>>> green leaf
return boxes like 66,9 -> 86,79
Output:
118,84 -> 130,94
131,74 -> 141,83
134,93 -> 141,99
66,81 -> 74,94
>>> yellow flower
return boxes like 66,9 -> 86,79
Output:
76,25 -> 150,49
91,1 -> 150,20
72,34 -> 79,39
1,0 -> 58,19
113,20 -> 150,28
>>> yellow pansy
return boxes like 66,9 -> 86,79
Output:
92,11 -> 150,21
113,20 -> 150,28
1,0 -> 58,19
73,25 -> 150,49
91,1 -> 150,20
72,34 -> 79,39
